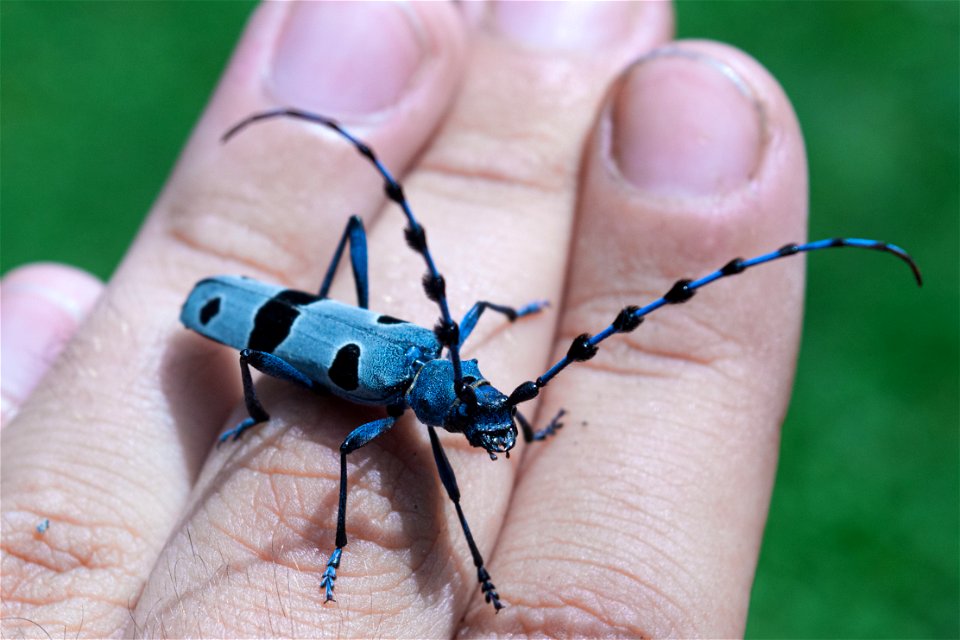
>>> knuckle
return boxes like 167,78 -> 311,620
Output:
560,290 -> 743,382
161,174 -> 312,286
159,133 -> 377,289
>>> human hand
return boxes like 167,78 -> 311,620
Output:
3,2 -> 811,636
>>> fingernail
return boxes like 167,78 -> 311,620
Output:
611,48 -> 764,198
491,0 -> 639,50
270,2 -> 425,116
1,265 -> 102,422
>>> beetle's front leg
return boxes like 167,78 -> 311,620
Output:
515,408 -> 566,443
457,299 -> 548,348
321,412 -> 400,603
426,425 -> 503,611
219,349 -> 315,443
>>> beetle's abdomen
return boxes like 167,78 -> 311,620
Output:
181,275 -> 441,404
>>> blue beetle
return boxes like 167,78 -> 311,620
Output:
182,108 -> 922,611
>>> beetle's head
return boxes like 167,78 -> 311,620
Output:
453,382 -> 517,458
407,359 -> 517,459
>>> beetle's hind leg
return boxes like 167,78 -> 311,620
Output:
219,349 -> 316,443
318,214 -> 369,309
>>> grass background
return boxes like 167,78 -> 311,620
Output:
2,2 -> 957,637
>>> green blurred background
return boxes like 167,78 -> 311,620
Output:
2,2 -> 957,636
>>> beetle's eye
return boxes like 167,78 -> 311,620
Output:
458,385 -> 478,411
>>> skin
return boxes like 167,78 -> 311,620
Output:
2,2 -> 810,637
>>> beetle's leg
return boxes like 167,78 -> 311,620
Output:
457,299 -> 549,348
318,214 -> 369,309
426,425 -> 503,611
515,408 -> 566,443
321,413 -> 399,603
219,349 -> 316,443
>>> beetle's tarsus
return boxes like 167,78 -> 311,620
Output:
321,547 -> 342,603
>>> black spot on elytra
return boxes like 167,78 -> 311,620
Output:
247,289 -> 315,352
330,343 -> 361,391
376,314 -> 406,325
199,297 -> 221,325
248,302 -> 298,352
276,289 -> 319,306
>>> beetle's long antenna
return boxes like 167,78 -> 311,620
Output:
224,109 -> 469,395
507,238 -> 922,406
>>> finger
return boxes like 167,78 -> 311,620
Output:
354,0 -> 675,626
1,3 -> 466,637
477,42 -> 808,636
1,263 -> 102,424
133,3 -> 675,637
